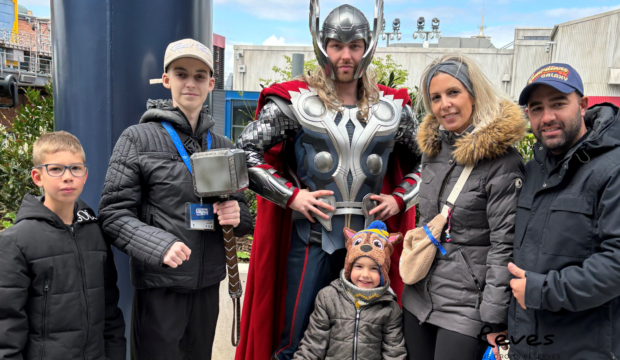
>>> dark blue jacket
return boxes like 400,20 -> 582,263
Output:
509,103 -> 620,360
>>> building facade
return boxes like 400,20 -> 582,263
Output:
0,2 -> 51,126
213,33 -> 225,89
549,10 -> 620,104
232,9 -> 620,106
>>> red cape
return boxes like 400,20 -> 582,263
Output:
235,81 -> 417,360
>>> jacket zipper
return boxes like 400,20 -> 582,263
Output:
40,279 -> 50,360
197,230 -> 205,289
70,225 -> 90,356
338,280 -> 372,360
459,249 -> 482,309
337,281 -> 395,360
353,308 -> 362,360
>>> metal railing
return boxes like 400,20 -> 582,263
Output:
0,51 -> 53,76
0,26 -> 53,78
0,28 -> 52,54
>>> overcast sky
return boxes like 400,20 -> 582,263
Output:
20,0 -> 620,76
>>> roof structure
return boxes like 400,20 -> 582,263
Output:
551,8 -> 620,39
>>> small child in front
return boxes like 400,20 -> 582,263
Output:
293,220 -> 407,360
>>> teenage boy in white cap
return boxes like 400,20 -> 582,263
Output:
98,39 -> 253,360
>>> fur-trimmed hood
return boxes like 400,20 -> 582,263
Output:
417,101 -> 527,166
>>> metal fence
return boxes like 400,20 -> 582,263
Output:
0,51 -> 52,74
0,27 -> 52,77
0,28 -> 51,54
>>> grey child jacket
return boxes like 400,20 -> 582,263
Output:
293,278 -> 406,360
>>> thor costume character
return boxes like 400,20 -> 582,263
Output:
235,1 -> 422,358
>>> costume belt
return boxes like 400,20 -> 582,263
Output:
291,194 -> 378,231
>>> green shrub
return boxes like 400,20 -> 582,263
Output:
1,212 -> 16,229
259,55 -> 409,90
259,55 -> 318,87
517,133 -> 536,163
373,55 -> 409,88
237,251 -> 251,260
0,83 -> 54,230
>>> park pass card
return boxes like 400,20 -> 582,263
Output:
185,203 -> 215,231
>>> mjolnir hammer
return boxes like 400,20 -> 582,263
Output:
190,148 -> 249,346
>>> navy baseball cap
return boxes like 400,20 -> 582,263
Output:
519,63 -> 584,106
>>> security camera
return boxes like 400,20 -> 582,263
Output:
235,51 -> 243,60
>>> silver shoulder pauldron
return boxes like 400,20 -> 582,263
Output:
237,99 -> 301,208
237,100 -> 301,168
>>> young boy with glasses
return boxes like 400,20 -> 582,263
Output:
0,131 -> 126,360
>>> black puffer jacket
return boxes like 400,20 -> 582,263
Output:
98,100 -> 253,290
509,103 -> 620,359
0,195 -> 126,360
403,101 -> 526,338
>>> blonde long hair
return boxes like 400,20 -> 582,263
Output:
299,65 -> 380,120
417,53 -> 512,128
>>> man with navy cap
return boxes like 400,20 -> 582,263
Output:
506,63 -> 620,358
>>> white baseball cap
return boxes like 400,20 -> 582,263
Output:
163,38 -> 214,73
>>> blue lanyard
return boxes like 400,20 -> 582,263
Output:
161,121 -> 193,175
161,121 -> 214,175
423,224 -> 447,256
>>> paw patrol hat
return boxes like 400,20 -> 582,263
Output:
343,221 -> 403,285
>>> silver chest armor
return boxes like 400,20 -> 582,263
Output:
291,87 -> 403,202
288,88 -> 406,251
237,87 -> 421,253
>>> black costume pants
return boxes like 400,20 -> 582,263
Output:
130,284 -> 220,360
274,224 -> 347,360
403,308 -> 488,360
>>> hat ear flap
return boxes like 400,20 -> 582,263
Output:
344,228 -> 357,251
387,232 -> 403,245
343,227 -> 357,241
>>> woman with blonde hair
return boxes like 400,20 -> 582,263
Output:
400,54 -> 526,360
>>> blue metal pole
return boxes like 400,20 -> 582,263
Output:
51,0 -> 213,349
